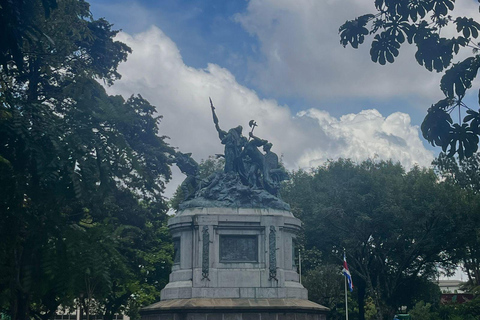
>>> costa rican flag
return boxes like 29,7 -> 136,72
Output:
342,254 -> 354,292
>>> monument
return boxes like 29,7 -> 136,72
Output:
140,100 -> 328,320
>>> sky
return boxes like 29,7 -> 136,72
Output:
88,0 -> 480,198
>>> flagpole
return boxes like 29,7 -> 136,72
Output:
343,249 -> 350,320
344,276 -> 349,320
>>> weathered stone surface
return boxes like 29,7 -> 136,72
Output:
141,298 -> 329,312
242,313 -> 260,320
140,299 -> 329,320
144,197 -> 328,320
259,313 -> 277,320
206,314 -> 223,320
223,314 -> 242,320
277,313 -> 294,320
161,207 -> 306,301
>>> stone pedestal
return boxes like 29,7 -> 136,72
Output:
141,207 -> 328,320
141,299 -> 328,320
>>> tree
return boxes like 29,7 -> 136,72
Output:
408,297 -> 480,320
302,264 -> 347,320
282,159 -> 461,320
408,301 -> 438,320
434,152 -> 480,288
339,0 -> 480,159
0,0 -> 58,69
0,1 -> 175,320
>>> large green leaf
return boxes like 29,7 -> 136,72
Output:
370,32 -> 401,64
339,14 -> 375,49
421,99 -> 454,147
374,0 -> 409,19
415,36 -> 454,72
432,0 -> 455,16
455,17 -> 480,39
464,109 -> 480,135
445,123 -> 479,159
407,0 -> 434,22
441,56 -> 480,99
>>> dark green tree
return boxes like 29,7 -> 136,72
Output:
0,0 -> 58,68
302,264 -> 347,320
0,1 -> 175,320
283,159 -> 461,320
434,152 -> 480,289
339,0 -> 480,159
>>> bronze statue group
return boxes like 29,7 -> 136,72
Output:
174,99 -> 289,204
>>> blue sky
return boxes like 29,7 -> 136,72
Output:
87,0 -> 480,192
90,0 -> 256,86
90,0 -> 432,119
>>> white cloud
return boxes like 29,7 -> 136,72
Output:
106,27 -> 434,197
295,109 -> 433,169
234,0 -> 479,104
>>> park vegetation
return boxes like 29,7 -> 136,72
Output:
0,1 -> 175,320
283,158 -> 480,320
337,2 -> 480,316
2,1 -> 480,320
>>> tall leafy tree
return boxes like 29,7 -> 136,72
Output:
434,152 -> 480,289
339,0 -> 480,159
0,1 -> 175,320
282,159 -> 461,320
302,264 -> 348,320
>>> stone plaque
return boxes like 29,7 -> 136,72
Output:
220,235 -> 258,262
173,238 -> 180,264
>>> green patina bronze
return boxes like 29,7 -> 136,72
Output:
173,99 -> 290,211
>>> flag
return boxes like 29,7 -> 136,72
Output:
342,254 -> 354,292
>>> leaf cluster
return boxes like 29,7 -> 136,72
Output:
340,0 -> 480,159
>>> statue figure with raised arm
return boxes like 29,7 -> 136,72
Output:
210,98 -> 247,178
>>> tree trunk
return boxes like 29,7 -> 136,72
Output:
79,299 -> 83,320
85,300 -> 89,320
373,280 -> 384,320
12,291 -> 30,320
104,309 -> 113,320
103,300 -> 114,320
357,280 -> 366,320
10,246 -> 31,320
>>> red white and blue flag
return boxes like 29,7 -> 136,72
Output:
342,254 -> 354,292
